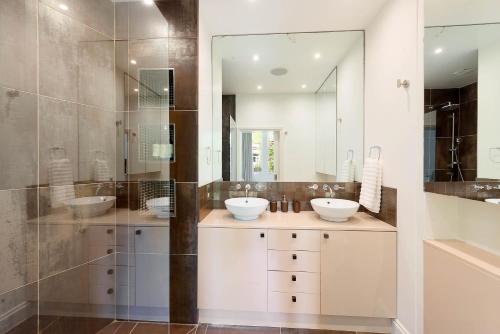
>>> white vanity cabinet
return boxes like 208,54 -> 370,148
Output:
198,210 -> 397,327
198,228 -> 268,312
321,230 -> 397,318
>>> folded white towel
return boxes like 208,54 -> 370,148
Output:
94,159 -> 111,182
338,159 -> 356,182
359,157 -> 382,213
48,158 -> 75,208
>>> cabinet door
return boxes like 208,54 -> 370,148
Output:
135,253 -> 169,308
321,231 -> 396,318
198,228 -> 267,312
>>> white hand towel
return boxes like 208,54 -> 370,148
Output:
48,158 -> 75,208
338,159 -> 356,182
359,157 -> 382,213
94,159 -> 111,182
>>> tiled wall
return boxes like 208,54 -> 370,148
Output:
0,0 -> 201,331
157,0 -> 200,324
1,0 -> 117,332
424,83 -> 478,182
200,182 -> 397,227
424,181 -> 500,202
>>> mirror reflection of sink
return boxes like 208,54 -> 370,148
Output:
311,198 -> 360,222
147,197 -> 170,219
485,198 -> 500,205
65,196 -> 116,218
225,197 -> 269,221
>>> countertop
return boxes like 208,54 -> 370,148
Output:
32,208 -> 170,227
200,210 -> 397,232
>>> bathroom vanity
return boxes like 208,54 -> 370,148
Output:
198,210 -> 396,331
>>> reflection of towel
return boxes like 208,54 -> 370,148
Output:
359,158 -> 382,213
94,159 -> 111,182
338,159 -> 356,182
48,158 -> 75,208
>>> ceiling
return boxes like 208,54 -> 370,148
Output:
200,0 -> 389,35
216,32 -> 363,94
425,0 -> 500,27
424,24 -> 500,88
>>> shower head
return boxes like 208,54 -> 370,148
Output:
428,101 -> 459,112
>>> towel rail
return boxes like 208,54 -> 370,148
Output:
369,145 -> 382,160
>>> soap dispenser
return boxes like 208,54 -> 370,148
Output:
280,194 -> 288,212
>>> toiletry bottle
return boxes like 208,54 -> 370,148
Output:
293,200 -> 301,213
270,200 -> 278,212
281,195 -> 288,212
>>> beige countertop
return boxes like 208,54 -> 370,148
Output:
200,209 -> 397,232
33,208 -> 170,227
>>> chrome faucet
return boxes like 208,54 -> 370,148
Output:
96,183 -> 105,196
323,184 -> 334,198
245,184 -> 251,198
308,184 -> 319,191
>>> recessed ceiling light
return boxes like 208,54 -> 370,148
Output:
253,54 -> 260,62
58,3 -> 69,11
257,85 -> 262,90
130,59 -> 137,65
314,53 -> 321,59
434,48 -> 443,54
301,84 -> 307,89
163,88 -> 169,92
143,0 -> 154,5
133,88 -> 139,92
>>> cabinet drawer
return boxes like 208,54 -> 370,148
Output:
89,285 -> 115,305
268,250 -> 320,272
268,292 -> 320,314
135,227 -> 169,254
268,271 -> 320,294
268,230 -> 320,251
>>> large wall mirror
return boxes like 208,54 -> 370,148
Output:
211,31 -> 364,183
424,22 -> 500,200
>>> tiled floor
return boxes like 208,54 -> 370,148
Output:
96,322 -> 386,334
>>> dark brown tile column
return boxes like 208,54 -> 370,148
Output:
158,0 -> 199,324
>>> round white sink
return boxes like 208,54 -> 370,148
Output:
147,197 -> 171,218
64,196 -> 116,218
311,198 -> 360,222
225,197 -> 269,221
485,198 -> 500,205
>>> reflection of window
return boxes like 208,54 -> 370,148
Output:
243,130 -> 279,181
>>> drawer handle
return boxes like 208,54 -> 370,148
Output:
107,249 -> 113,254
107,269 -> 114,275
292,233 -> 297,239
324,233 -> 330,239
292,254 -> 297,260
291,275 -> 296,282
260,233 -> 265,238
292,296 -> 297,303
136,230 -> 142,235
107,288 -> 114,295
106,229 -> 114,234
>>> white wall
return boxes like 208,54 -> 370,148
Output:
478,42 -> 500,179
365,1 -> 421,334
337,37 -> 365,181
235,93 -> 320,181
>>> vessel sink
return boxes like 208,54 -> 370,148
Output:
147,197 -> 170,218
225,197 -> 269,221
65,196 -> 116,218
485,198 -> 500,205
311,198 -> 360,222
